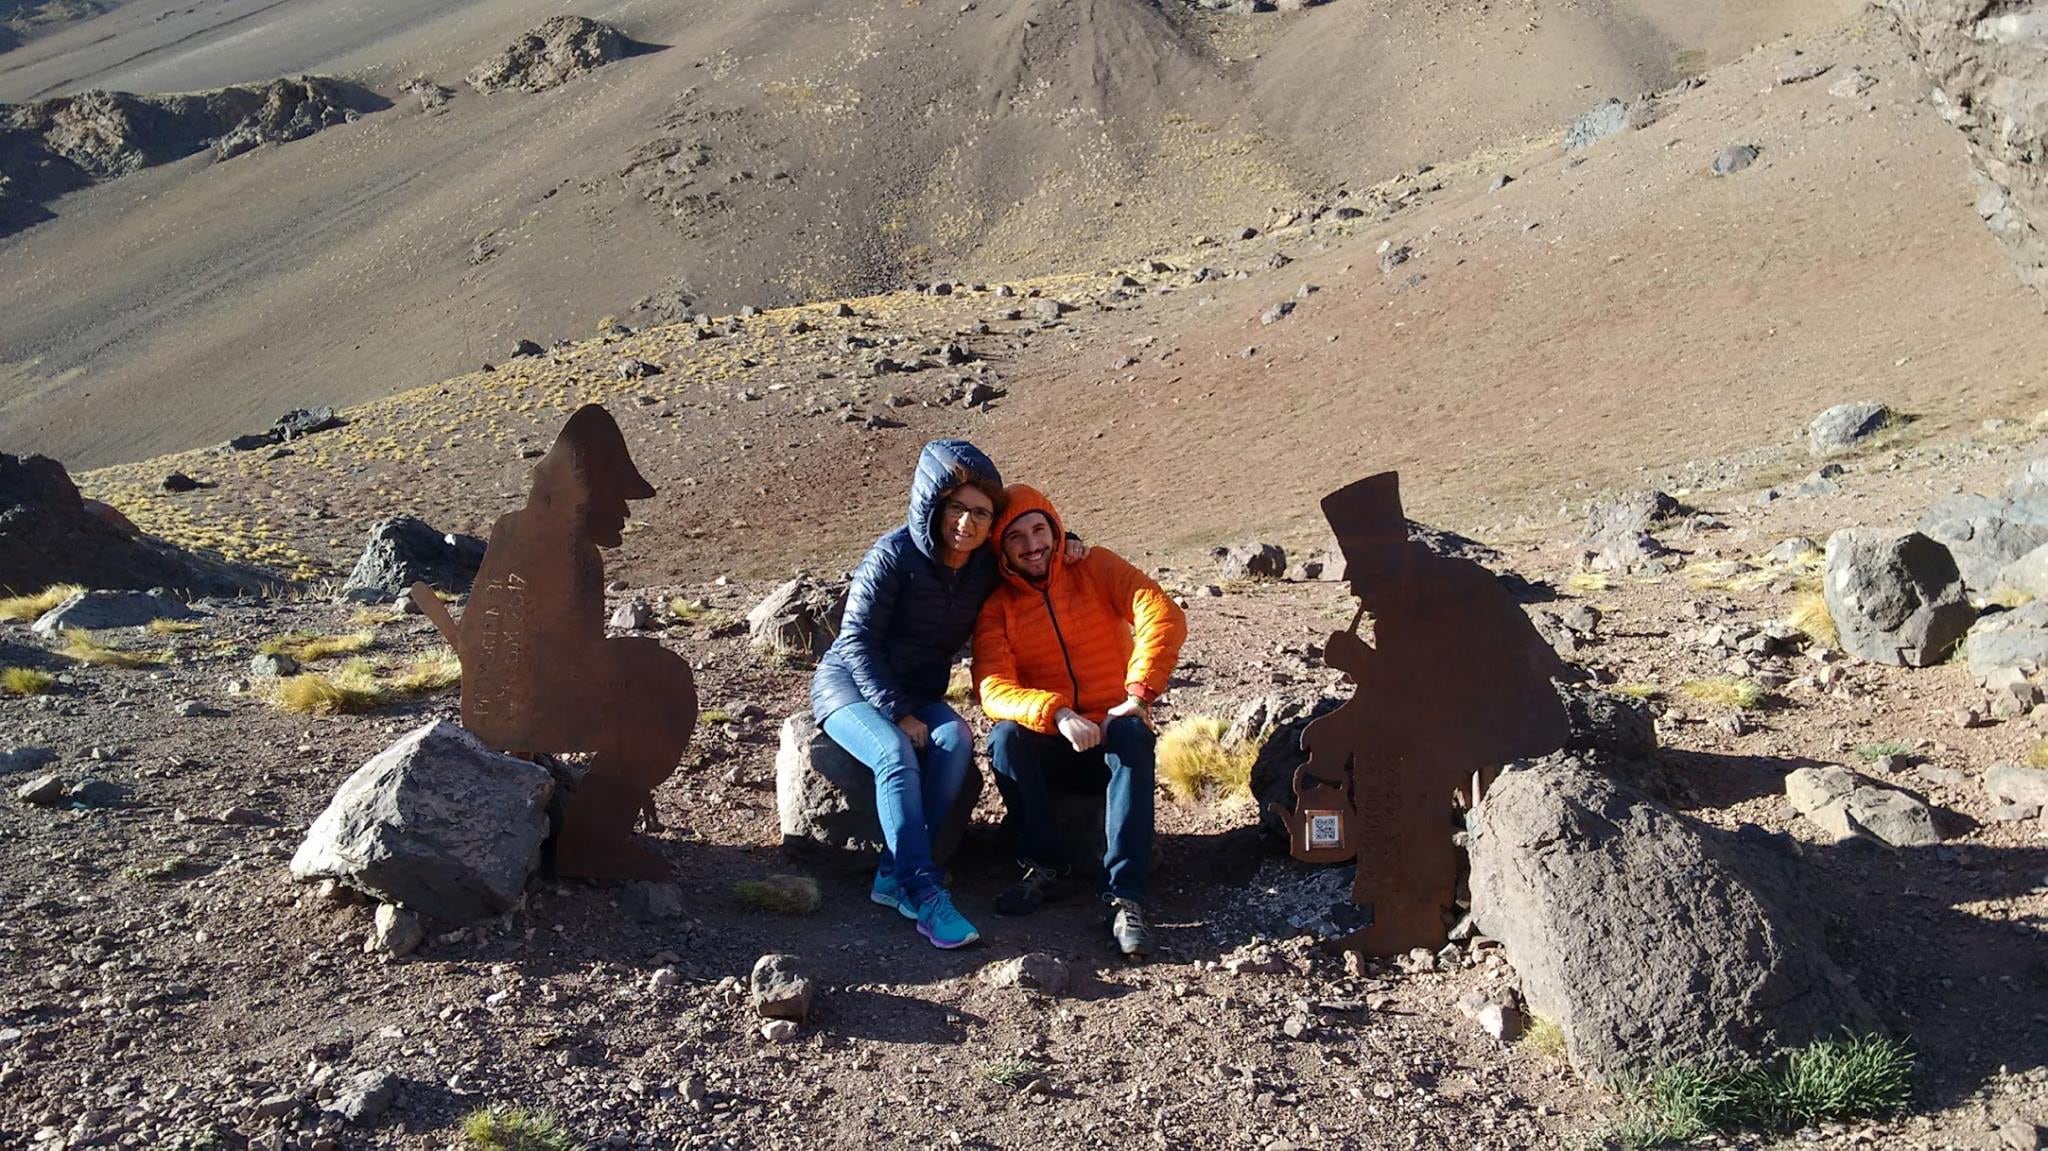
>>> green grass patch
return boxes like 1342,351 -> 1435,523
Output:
58,628 -> 165,668
1601,1036 -> 1911,1149
733,874 -> 822,914
259,629 -> 375,663
0,583 -> 83,623
461,1104 -> 577,1151
982,1057 -> 1043,1090
666,597 -> 709,624
1854,741 -> 1913,762
1156,715 -> 1255,804
1678,677 -> 1767,711
0,666 -> 57,696
698,707 -> 733,726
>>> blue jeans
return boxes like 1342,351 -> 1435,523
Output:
987,716 -> 1154,903
821,700 -> 975,903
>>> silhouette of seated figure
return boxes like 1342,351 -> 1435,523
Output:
1282,472 -> 1566,955
414,404 -> 696,881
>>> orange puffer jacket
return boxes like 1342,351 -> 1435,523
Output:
973,485 -> 1187,734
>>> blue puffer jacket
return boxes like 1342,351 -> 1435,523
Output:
811,440 -> 1004,723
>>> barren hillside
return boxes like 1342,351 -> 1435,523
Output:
2,0 -> 1854,468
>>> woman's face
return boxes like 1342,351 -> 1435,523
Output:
937,484 -> 996,556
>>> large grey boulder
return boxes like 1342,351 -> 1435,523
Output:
775,713 -> 978,863
1563,98 -> 1660,150
1822,528 -> 1974,666
1806,402 -> 1889,457
1967,600 -> 2048,684
339,516 -> 487,604
30,589 -> 198,635
1470,756 -> 1878,1080
1994,543 -> 2048,601
1917,491 -> 2048,597
291,720 -> 554,922
747,578 -> 847,663
1215,542 -> 1287,581
1986,763 -> 2048,809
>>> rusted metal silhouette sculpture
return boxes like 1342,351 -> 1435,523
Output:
1282,472 -> 1567,955
412,404 -> 696,881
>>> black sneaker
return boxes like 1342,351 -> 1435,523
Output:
994,864 -> 1072,916
1105,896 -> 1153,960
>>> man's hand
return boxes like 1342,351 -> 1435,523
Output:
1055,708 -> 1101,753
897,714 -> 929,749
1063,537 -> 1088,563
1105,694 -> 1151,731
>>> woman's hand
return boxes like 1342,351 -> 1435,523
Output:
897,714 -> 930,749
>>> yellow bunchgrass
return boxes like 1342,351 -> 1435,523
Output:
260,629 -> 375,662
145,618 -> 202,634
1679,677 -> 1767,711
0,584 -> 83,622
1565,572 -> 1610,594
1520,1015 -> 1566,1062
1,667 -> 57,695
348,606 -> 402,628
1788,589 -> 1838,651
271,652 -> 462,715
1610,682 -> 1660,700
57,629 -> 164,668
1156,715 -> 1256,804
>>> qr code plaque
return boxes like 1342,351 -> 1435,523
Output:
1309,813 -> 1343,847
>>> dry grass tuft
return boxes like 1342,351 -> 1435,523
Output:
1788,589 -> 1838,651
1,667 -> 57,695
146,618 -> 202,635
2030,741 -> 2048,770
1157,715 -> 1255,804
0,584 -> 84,622
260,629 -> 375,663
389,651 -> 463,696
1565,571 -> 1610,594
1610,682 -> 1660,700
273,660 -> 386,715
1520,1014 -> 1567,1062
733,875 -> 823,914
1680,677 -> 1768,711
349,606 -> 403,628
57,628 -> 164,668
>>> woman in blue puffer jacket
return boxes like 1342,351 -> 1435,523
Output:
811,439 -> 1034,949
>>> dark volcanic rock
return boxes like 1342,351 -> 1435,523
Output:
0,453 -> 266,596
339,516 -> 487,603
1471,755 -> 1878,1080
1,78 -> 383,238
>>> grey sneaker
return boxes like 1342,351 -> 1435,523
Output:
1105,896 -> 1153,959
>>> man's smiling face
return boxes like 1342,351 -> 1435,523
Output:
1002,511 -> 1057,580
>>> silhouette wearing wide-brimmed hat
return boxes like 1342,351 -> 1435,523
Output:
414,404 -> 696,881
1282,472 -> 1566,955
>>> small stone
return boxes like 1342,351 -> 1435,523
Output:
1956,707 -> 1987,729
1476,1001 -> 1524,1042
1282,1015 -> 1313,1040
15,774 -> 66,805
609,599 -> 655,631
328,1069 -> 398,1125
622,881 -> 683,920
750,954 -> 814,1021
160,472 -> 203,493
1711,144 -> 1760,176
1260,301 -> 1295,325
649,967 -> 683,992
367,904 -> 423,957
760,1019 -> 800,1043
66,778 -> 124,808
250,652 -> 300,678
1785,765 -> 1858,815
988,952 -> 1070,996
1396,947 -> 1438,974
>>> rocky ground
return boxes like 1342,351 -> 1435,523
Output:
7,406 -> 2048,1149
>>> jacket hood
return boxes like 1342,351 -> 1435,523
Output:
908,439 -> 1002,561
993,483 -> 1066,589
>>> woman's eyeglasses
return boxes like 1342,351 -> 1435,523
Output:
943,500 -> 994,526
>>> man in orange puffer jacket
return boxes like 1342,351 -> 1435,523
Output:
973,484 -> 1187,958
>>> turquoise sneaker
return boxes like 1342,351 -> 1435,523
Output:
915,889 -> 981,950
870,869 -> 915,920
